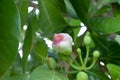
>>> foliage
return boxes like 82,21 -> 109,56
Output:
0,0 -> 120,80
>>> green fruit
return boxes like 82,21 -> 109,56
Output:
84,35 -> 91,46
47,57 -> 57,69
76,71 -> 88,80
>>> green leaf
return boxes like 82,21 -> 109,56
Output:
64,0 -> 78,18
91,17 -> 120,34
38,0 -> 68,38
69,19 -> 80,26
11,54 -> 22,76
22,25 -> 32,73
106,43 -> 120,65
29,65 -> 68,80
16,0 -> 28,26
95,5 -> 111,16
113,3 -> 120,17
93,34 -> 120,64
3,74 -> 28,80
50,0 -> 66,13
107,64 -> 120,80
98,0 -> 118,4
69,0 -> 90,25
0,0 -> 20,77
34,38 -> 47,63
28,9 -> 39,36
87,69 -> 110,80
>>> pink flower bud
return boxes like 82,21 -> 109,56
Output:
52,33 -> 73,55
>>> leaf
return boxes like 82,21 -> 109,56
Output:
28,9 -> 39,35
38,0 -> 68,38
50,0 -> 66,13
91,17 -> 120,34
107,64 -> 120,80
92,33 -> 120,65
0,0 -> 20,77
107,43 -> 120,65
69,0 -> 90,26
64,0 -> 78,18
87,69 -> 110,80
98,0 -> 118,4
16,0 -> 28,26
22,25 -> 32,73
29,65 -> 68,80
113,3 -> 120,17
69,19 -> 80,26
11,54 -> 22,76
3,74 -> 28,80
34,38 -> 47,63
95,5 -> 111,16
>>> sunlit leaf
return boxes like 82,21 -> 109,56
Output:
29,65 -> 68,80
107,64 -> 120,80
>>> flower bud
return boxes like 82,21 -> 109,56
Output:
76,71 -> 88,80
84,35 -> 91,46
52,33 -> 73,55
93,50 -> 100,58
77,48 -> 81,54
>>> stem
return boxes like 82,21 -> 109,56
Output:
59,70 -> 78,74
70,64 -> 80,70
84,46 -> 90,66
77,50 -> 84,65
86,58 -> 97,70
70,55 -> 80,66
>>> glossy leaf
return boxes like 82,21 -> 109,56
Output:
64,0 -> 78,18
29,65 -> 68,80
0,0 -> 20,77
91,17 -> 120,34
107,64 -> 120,80
38,0 -> 68,37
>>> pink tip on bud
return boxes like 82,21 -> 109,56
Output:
52,33 -> 73,55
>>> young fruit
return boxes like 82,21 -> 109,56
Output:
52,33 -> 73,55
47,57 -> 57,69
76,71 -> 88,80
